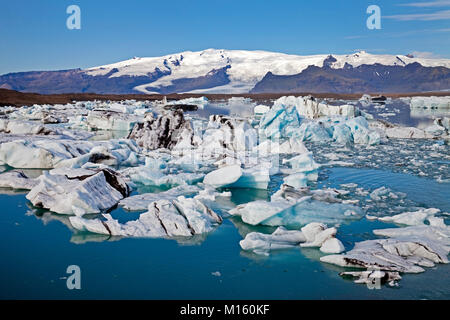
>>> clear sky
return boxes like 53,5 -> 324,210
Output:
0,0 -> 449,74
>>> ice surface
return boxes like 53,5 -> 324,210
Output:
321,223 -> 450,285
0,170 -> 38,190
0,138 -> 140,169
410,96 -> 450,110
254,105 -> 270,115
259,98 -> 380,145
239,222 -> 344,254
377,208 -> 443,226
70,196 -> 222,238
128,110 -> 194,150
122,165 -> 204,188
203,165 -> 242,188
87,110 -> 140,131
119,185 -> 201,211
230,184 -> 362,227
26,168 -> 130,215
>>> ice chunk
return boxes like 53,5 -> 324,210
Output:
229,164 -> 270,190
87,110 -> 140,131
203,165 -> 242,188
254,104 -> 270,115
320,238 -> 345,254
239,222 -> 344,254
345,117 -> 380,145
410,96 -> 450,110
229,200 -> 293,226
0,138 -> 140,169
321,224 -> 450,279
240,227 -> 306,252
253,138 -> 308,156
281,152 -> 320,188
260,199 -> 363,227
378,208 -> 442,226
26,168 -> 130,215
119,185 -> 201,211
123,166 -> 203,188
0,170 -> 38,190
230,193 -> 362,227
128,110 -> 195,150
202,115 -> 258,153
70,196 -> 222,238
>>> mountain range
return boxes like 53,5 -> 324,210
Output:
1,49 -> 450,94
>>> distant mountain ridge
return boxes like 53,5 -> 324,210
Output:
1,49 -> 450,94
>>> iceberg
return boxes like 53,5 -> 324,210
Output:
70,196 -> 222,238
410,96 -> 450,110
229,164 -> 271,190
128,110 -> 195,151
26,168 -> 130,215
122,165 -> 204,188
87,110 -> 140,132
119,185 -> 201,211
239,222 -> 344,254
229,184 -> 363,227
0,170 -> 38,190
281,152 -> 320,188
203,164 -> 242,188
254,104 -> 270,115
377,208 -> 442,226
0,138 -> 140,169
240,227 -> 306,253
321,223 -> 450,285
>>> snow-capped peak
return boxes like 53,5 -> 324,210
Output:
84,49 -> 450,94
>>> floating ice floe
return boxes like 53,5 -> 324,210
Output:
200,115 -> 258,153
119,185 -> 201,211
377,208 -> 443,226
254,105 -> 270,115
0,170 -> 38,190
410,96 -> 450,110
281,152 -> 320,188
320,222 -> 450,285
253,138 -> 308,156
0,118 -> 93,140
86,110 -> 141,132
0,138 -> 140,169
167,96 -> 209,109
70,196 -> 222,238
229,184 -> 363,227
26,168 -> 131,215
259,97 -> 381,145
239,222 -> 345,255
122,165 -> 204,188
370,119 -> 448,139
203,165 -> 242,188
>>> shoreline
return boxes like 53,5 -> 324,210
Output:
1,88 -> 450,107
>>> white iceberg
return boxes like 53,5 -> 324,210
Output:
26,168 -> 130,215
239,222 -> 344,254
0,170 -> 38,190
70,196 -> 222,238
119,185 -> 201,211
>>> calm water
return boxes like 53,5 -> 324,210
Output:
1,166 -> 449,300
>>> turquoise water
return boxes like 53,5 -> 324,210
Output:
1,165 -> 449,299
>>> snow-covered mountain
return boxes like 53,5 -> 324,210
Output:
2,49 -> 450,94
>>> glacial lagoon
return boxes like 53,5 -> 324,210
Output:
0,96 -> 449,299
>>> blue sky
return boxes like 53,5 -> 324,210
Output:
0,0 -> 449,74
